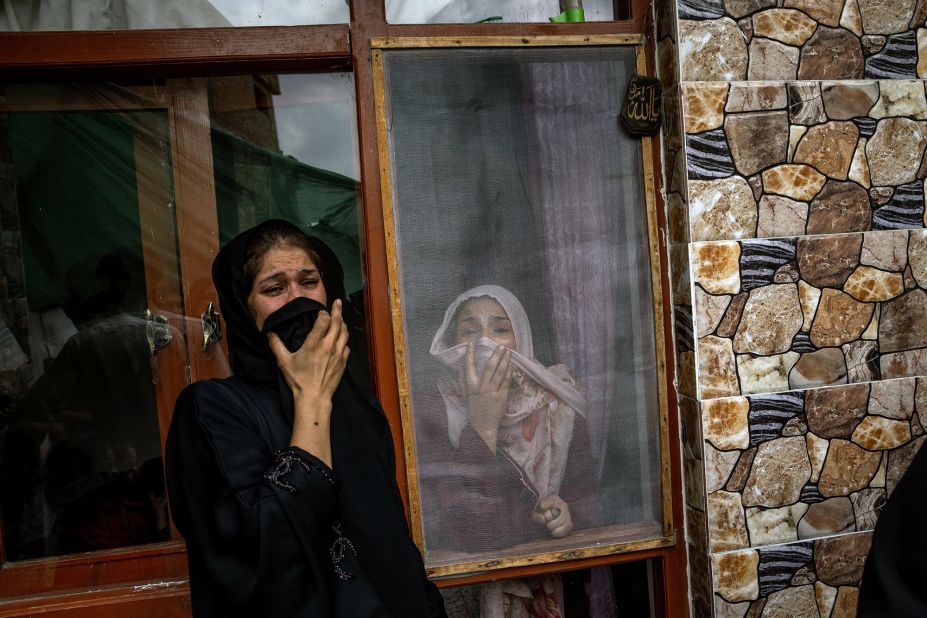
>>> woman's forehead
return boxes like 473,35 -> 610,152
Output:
458,296 -> 509,319
257,245 -> 318,273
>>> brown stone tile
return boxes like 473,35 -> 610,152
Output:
886,435 -> 926,493
784,0 -> 842,26
733,284 -> 804,355
680,18 -> 749,81
806,180 -> 871,234
700,335 -> 741,399
742,436 -> 811,507
868,378 -> 915,419
704,397 -> 751,450
683,82 -> 729,133
712,550 -> 760,603
843,266 -> 903,302
762,584 -> 818,616
794,121 -> 859,181
763,164 -> 826,201
813,533 -> 872,587
748,38 -> 799,80
798,27 -> 864,80
796,234 -> 862,289
809,288 -> 873,348
717,292 -> 749,339
819,439 -> 882,496
861,229 -> 908,272
695,286 -> 732,339
745,503 -> 807,546
852,416 -> 912,450
806,383 -> 869,438
726,83 -> 787,112
708,490 -> 750,551
757,195 -> 808,238
821,81 -> 880,120
752,9 -> 817,46
908,229 -> 927,287
726,446 -> 757,493
879,289 -> 927,353
737,353 -> 800,395
692,242 -> 742,295
706,441 -> 741,493
790,348 -> 849,389
867,118 -> 927,187
689,176 -> 758,242
844,339 -> 879,382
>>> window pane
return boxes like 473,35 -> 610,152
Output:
0,85 -> 182,560
209,73 -> 369,386
386,0 -> 617,23
380,46 -> 663,569
0,0 -> 348,31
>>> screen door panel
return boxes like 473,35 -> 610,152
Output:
377,43 -> 669,574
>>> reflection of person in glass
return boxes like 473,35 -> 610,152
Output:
422,285 -> 596,553
2,251 -> 167,559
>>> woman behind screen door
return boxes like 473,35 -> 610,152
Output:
421,285 -> 597,552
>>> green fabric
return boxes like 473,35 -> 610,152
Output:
212,128 -> 363,295
8,110 -> 363,316
10,110 -> 153,313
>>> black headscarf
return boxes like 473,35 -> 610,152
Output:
211,220 -> 438,616
212,219 -> 346,386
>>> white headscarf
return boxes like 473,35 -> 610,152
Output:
430,285 -> 586,498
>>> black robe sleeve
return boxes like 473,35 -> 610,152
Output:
417,390 -> 599,553
858,441 -> 927,617
166,381 -> 339,617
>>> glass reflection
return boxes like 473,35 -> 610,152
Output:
0,0 -> 349,31
209,73 -> 369,386
385,0 -> 618,24
0,104 -> 175,559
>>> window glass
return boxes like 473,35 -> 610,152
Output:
0,72 -> 366,565
385,0 -> 618,24
380,46 -> 664,570
0,85 -> 181,560
209,73 -> 369,385
0,0 -> 349,31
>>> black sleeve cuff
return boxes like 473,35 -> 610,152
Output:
263,446 -> 339,494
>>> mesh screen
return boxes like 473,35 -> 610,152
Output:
382,47 -> 664,567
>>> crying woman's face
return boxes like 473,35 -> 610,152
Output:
452,297 -> 516,351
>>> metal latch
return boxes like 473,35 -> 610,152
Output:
201,301 -> 223,352
145,309 -> 172,357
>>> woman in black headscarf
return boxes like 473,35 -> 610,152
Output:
165,220 -> 445,617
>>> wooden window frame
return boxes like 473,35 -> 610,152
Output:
0,1 -> 689,615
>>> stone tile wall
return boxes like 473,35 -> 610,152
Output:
704,379 -> 924,553
711,532 -> 871,617
656,0 -> 927,615
677,1 -> 927,82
